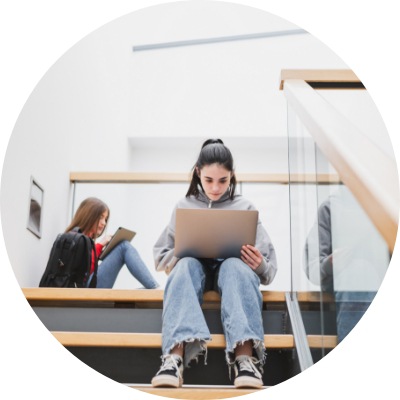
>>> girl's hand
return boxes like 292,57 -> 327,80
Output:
98,234 -> 112,246
241,245 -> 263,270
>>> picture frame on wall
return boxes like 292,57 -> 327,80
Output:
27,177 -> 44,238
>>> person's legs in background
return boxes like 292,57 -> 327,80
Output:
96,240 -> 159,288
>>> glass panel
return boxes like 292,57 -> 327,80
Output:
287,90 -> 391,361
72,182 -> 187,289
287,102 -> 328,361
314,147 -> 390,344
74,181 -> 292,292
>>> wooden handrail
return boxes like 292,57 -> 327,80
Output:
282,76 -> 399,253
69,172 -> 340,184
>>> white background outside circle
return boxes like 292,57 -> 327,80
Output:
1,1 -> 399,399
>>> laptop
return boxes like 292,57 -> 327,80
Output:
174,208 -> 258,259
99,227 -> 136,261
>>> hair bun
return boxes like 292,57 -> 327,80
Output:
201,138 -> 224,148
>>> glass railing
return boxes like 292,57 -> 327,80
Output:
284,71 -> 397,362
72,179 -> 292,292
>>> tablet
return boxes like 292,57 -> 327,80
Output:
99,227 -> 136,260
174,208 -> 258,259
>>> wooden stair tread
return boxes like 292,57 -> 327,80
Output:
22,287 -> 332,303
51,331 -> 337,349
53,332 -> 294,348
130,385 -> 266,399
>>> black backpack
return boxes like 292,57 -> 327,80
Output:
39,227 -> 98,288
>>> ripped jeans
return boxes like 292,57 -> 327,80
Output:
162,257 -> 265,368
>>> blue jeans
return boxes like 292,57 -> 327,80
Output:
162,257 -> 265,367
334,291 -> 376,343
91,240 -> 159,289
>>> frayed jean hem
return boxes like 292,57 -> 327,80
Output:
166,338 -> 211,368
226,339 -> 266,380
225,338 -> 267,366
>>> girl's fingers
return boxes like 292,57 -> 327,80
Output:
241,245 -> 261,269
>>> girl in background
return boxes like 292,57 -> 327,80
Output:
67,197 -> 159,289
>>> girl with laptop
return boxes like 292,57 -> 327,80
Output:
152,139 -> 277,389
67,197 -> 159,289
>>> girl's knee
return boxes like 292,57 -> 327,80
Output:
115,240 -> 130,252
174,257 -> 201,273
219,257 -> 259,282
220,257 -> 248,274
169,257 -> 203,282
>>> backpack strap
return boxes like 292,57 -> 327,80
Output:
72,227 -> 97,288
87,237 -> 98,288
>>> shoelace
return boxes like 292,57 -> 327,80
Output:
231,356 -> 262,380
158,355 -> 182,378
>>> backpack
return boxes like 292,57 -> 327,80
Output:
39,227 -> 98,288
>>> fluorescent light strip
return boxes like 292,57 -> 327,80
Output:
132,29 -> 308,52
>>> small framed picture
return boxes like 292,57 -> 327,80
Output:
27,177 -> 44,238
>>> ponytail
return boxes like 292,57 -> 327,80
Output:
186,139 -> 236,199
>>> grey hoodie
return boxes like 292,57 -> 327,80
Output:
153,187 -> 278,286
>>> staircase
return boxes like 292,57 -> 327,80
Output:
23,287 -> 337,398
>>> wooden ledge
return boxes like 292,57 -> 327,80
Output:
52,332 -> 294,349
307,335 -> 337,349
51,332 -> 337,349
22,288 -> 333,304
22,288 -> 165,303
132,386 -> 266,399
69,171 -> 341,184
280,69 -> 364,90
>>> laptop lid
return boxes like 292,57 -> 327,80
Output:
174,208 -> 258,259
99,227 -> 136,261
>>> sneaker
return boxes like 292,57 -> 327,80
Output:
233,355 -> 263,389
151,354 -> 184,388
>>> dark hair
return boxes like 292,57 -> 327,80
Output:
186,139 -> 237,199
65,197 -> 109,238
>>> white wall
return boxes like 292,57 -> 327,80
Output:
0,1 -> 390,290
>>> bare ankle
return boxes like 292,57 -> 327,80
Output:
234,340 -> 253,358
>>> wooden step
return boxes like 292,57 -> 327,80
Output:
22,288 -> 284,302
51,331 -> 337,349
22,287 -> 332,304
53,332 -> 294,348
130,385 -> 266,399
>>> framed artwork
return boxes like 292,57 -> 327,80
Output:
27,177 -> 44,238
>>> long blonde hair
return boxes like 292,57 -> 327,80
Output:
66,197 -> 109,238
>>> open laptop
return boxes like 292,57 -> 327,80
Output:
99,227 -> 136,261
174,208 -> 258,259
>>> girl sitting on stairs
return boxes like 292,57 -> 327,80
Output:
152,139 -> 277,389
67,197 -> 159,289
